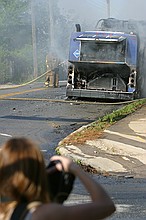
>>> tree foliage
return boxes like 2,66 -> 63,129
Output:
0,0 -> 79,84
0,0 -> 32,83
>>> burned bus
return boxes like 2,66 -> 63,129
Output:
66,18 -> 146,100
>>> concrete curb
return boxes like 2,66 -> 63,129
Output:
57,104 -> 146,178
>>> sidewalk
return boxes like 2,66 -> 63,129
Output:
58,104 -> 146,178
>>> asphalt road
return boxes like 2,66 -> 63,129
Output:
0,82 -> 146,219
0,83 -> 123,162
67,176 -> 146,220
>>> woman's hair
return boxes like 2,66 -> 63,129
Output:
0,137 -> 50,203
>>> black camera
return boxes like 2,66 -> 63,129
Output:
46,160 -> 75,204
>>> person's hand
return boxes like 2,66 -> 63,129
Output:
50,155 -> 77,173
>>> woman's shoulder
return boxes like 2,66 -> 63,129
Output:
22,202 -> 42,220
31,203 -> 63,220
27,201 -> 42,211
11,201 -> 42,220
0,201 -> 17,220
0,201 -> 42,220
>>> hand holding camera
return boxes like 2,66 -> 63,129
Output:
46,156 -> 75,204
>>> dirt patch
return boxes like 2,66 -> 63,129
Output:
80,164 -> 99,174
80,164 -> 111,176
62,126 -> 108,145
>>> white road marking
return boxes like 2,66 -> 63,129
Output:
66,197 -> 133,214
0,133 -> 12,137
40,149 -> 47,152
116,204 -> 133,213
105,129 -> 146,143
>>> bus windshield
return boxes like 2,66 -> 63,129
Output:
80,40 -> 126,62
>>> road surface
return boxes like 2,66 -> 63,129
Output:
0,83 -> 145,219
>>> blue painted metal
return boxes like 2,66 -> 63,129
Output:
69,31 -> 137,67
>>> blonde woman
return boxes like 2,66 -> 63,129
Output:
0,137 -> 116,220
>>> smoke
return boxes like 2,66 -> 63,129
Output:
58,0 -> 146,23
32,0 -> 146,91
111,0 -> 146,20
33,0 -> 146,56
57,0 -> 146,96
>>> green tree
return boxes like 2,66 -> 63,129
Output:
0,0 -> 84,84
0,0 -> 32,83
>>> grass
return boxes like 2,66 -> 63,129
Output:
60,98 -> 146,145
